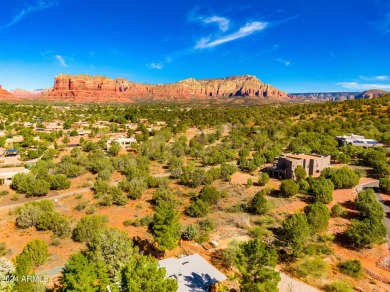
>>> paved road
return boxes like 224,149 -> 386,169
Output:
0,188 -> 91,211
360,181 -> 390,237
278,272 -> 320,292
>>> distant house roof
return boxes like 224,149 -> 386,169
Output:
5,148 -> 17,154
158,254 -> 227,292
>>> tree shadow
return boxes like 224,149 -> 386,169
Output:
183,272 -> 218,291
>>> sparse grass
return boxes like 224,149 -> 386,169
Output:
227,203 -> 246,213
74,200 -> 89,211
0,242 -> 8,256
325,280 -> 353,292
338,259 -> 363,278
10,194 -> 19,201
85,205 -> 97,214
0,190 -> 9,196
234,214 -> 251,229
81,182 -> 92,188
75,194 -> 83,200
290,257 -> 330,280
249,226 -> 271,239
50,238 -> 61,246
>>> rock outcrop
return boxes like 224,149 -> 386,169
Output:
11,88 -> 49,99
356,89 -> 389,99
46,74 -> 289,102
0,85 -> 17,100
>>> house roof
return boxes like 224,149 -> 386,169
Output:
158,254 -> 227,292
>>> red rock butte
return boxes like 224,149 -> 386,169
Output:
0,85 -> 17,101
46,74 -> 289,103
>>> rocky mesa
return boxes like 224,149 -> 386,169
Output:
46,74 -> 289,102
0,85 -> 17,100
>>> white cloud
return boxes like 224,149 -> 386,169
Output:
202,16 -> 230,32
276,58 -> 291,66
194,21 -> 268,49
337,82 -> 390,90
0,1 -> 57,29
147,63 -> 163,70
359,75 -> 389,81
379,12 -> 390,35
55,55 -> 67,67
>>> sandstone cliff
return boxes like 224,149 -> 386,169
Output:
356,89 -> 389,99
46,74 -> 289,102
0,85 -> 17,100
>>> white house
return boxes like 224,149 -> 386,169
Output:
106,137 -> 136,150
0,167 -> 29,186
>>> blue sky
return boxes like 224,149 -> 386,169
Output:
0,0 -> 389,93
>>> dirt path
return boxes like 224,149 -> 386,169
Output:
0,188 -> 91,211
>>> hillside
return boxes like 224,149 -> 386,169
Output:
356,89 -> 390,99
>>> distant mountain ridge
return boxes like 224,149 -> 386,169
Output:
45,74 -> 289,103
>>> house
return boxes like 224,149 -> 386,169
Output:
106,137 -> 136,150
269,153 -> 331,180
4,148 -> 18,157
336,134 -> 382,147
5,136 -> 24,145
158,254 -> 227,292
0,167 -> 29,185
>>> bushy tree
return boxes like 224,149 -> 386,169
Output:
235,239 -> 280,292
49,174 -> 71,190
15,200 -> 54,228
73,215 -> 108,243
127,177 -> 147,199
121,256 -> 178,292
304,202 -> 330,234
153,202 -> 180,250
61,253 -> 110,292
18,239 -> 48,267
250,190 -> 269,215
181,224 -> 198,240
185,199 -> 209,218
339,259 -> 362,278
294,165 -> 307,181
345,218 -> 386,248
355,189 -> 384,220
87,228 -> 136,281
309,177 -> 334,204
321,167 -> 359,189
258,172 -> 270,186
198,185 -> 220,205
108,141 -> 122,156
280,179 -> 299,197
26,179 -> 50,197
279,213 -> 311,257
379,178 -> 390,194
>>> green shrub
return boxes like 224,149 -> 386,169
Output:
123,220 -> 133,227
49,174 -> 71,190
198,218 -> 215,231
74,200 -> 89,211
258,173 -> 270,186
85,205 -> 97,215
304,202 -> 330,234
140,215 -> 153,227
291,257 -> 330,279
227,203 -> 246,213
73,215 -> 108,243
325,281 -> 353,292
280,179 -> 299,197
185,199 -> 209,218
309,177 -> 334,204
198,185 -> 220,205
339,260 -> 363,278
19,239 -> 48,267
249,191 -> 269,215
331,203 -> 346,217
181,225 -> 198,240
345,218 -> 387,248
321,167 -> 359,189
380,178 -> 390,194
0,242 -> 7,256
